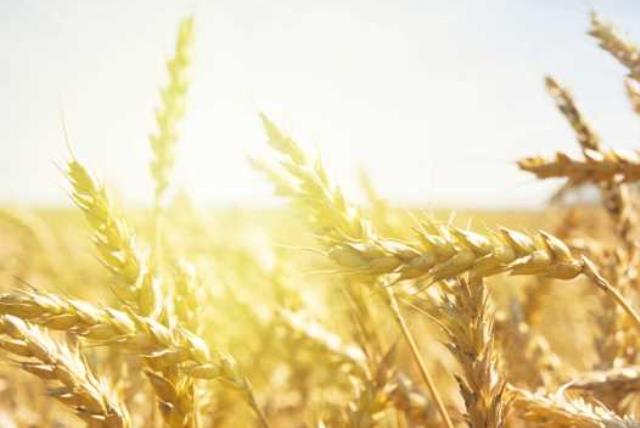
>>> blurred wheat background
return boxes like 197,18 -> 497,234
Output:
4,1 -> 640,427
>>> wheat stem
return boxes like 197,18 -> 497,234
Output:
383,286 -> 455,428
582,256 -> 640,333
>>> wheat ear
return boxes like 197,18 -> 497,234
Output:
626,78 -> 640,114
589,12 -> 640,83
170,259 -> 203,334
544,76 -> 600,151
566,366 -> 640,403
534,75 -> 639,368
509,385 -> 639,427
0,288 -> 271,427
257,116 -> 594,282
518,150 -> 640,185
0,315 -> 130,428
409,277 -> 510,427
149,17 -> 194,265
66,159 -> 161,318
68,160 -> 195,426
541,76 -> 637,249
150,17 -> 193,207
0,288 -> 210,427
257,114 -> 454,428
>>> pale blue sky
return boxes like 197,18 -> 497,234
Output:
1,0 -> 640,208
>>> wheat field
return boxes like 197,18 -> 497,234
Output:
4,9 -> 640,428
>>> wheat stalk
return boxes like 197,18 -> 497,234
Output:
338,284 -> 443,425
0,315 -> 130,428
389,372 -> 440,426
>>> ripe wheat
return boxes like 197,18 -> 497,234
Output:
4,8 -> 640,428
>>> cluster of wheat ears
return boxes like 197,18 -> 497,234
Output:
6,10 -> 640,428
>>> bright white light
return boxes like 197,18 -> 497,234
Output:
1,0 -> 640,208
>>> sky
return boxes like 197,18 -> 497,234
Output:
2,0 -> 640,208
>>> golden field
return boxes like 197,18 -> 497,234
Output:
4,10 -> 640,428
0,203 -> 615,427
